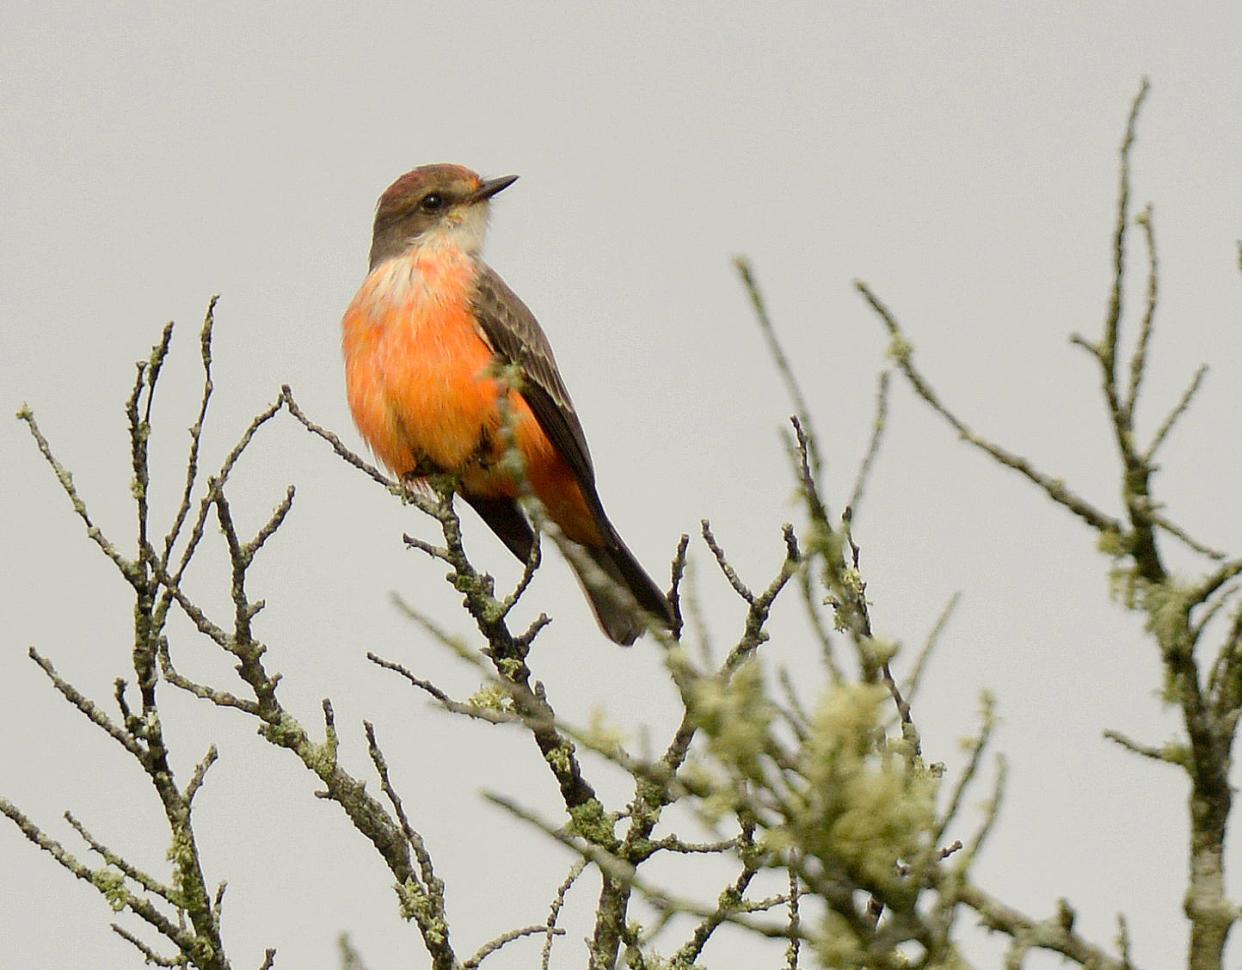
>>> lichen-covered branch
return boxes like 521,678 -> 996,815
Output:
9,312 -> 245,969
858,77 -> 1237,969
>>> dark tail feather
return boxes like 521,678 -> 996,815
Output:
574,530 -> 674,646
464,494 -> 672,646
464,495 -> 536,561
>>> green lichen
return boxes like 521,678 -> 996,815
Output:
567,799 -> 616,845
815,910 -> 865,968
869,637 -> 899,664
1141,580 -> 1194,652
796,684 -> 937,899
260,710 -> 310,750
92,867 -> 128,912
1161,741 -> 1191,767
886,334 -> 913,364
545,742 -> 575,776
466,684 -> 510,712
689,662 -> 774,782
1096,527 -> 1126,557
396,877 -> 448,944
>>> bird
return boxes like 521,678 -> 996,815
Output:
341,164 -> 674,644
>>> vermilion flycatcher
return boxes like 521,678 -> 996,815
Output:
342,164 -> 674,644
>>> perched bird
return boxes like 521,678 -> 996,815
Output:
342,164 -> 674,644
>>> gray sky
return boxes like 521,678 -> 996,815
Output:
3,3 -> 1240,967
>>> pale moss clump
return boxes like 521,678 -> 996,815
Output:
1096,527 -> 1126,557
396,876 -> 446,945
567,799 -> 616,845
842,567 -> 866,600
796,684 -> 937,900
816,911 -> 879,969
1140,580 -> 1193,650
466,684 -> 510,713
886,334 -> 913,364
91,867 -> 128,912
868,637 -> 899,665
689,661 -> 774,783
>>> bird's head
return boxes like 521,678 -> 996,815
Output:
369,164 -> 518,268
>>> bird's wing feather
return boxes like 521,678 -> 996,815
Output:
470,263 -> 598,490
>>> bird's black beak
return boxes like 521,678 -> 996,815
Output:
470,174 -> 519,203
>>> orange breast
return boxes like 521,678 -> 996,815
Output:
341,251 -> 603,546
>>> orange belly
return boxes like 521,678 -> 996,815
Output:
342,252 -> 603,546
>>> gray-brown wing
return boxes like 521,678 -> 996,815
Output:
470,263 -> 598,490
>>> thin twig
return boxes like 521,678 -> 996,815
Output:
1103,729 -> 1184,766
541,860 -> 587,970
1144,364 -> 1208,461
111,924 -> 180,968
902,592 -> 962,709
1124,206 -> 1158,421
15,407 -> 136,581
855,282 -> 1122,537
734,256 -> 821,475
28,649 -> 144,758
847,370 -> 891,518
464,925 -> 559,969
162,297 -> 218,568
701,520 -> 754,604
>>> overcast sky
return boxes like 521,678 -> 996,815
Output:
3,4 -> 1241,968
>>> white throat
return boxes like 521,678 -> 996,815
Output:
413,203 -> 490,256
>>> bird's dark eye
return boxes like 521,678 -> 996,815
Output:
420,193 -> 445,212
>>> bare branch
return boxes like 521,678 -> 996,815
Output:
488,793 -> 807,945
668,533 -> 690,642
364,720 -> 447,908
1124,206 -> 1158,420
167,392 -> 286,590
847,370 -> 891,518
0,798 -> 194,952
1103,729 -> 1186,767
1144,363 -> 1208,461
464,924 -> 559,969
368,652 -> 514,725
64,811 -> 174,902
185,745 -> 220,804
282,386 -> 405,496
111,924 -> 180,968
1152,514 -> 1227,561
855,281 -> 1122,537
934,693 -> 996,850
672,819 -> 767,968
162,297 -> 218,567
956,881 -> 1132,970
903,591 -> 961,708
541,860 -> 587,970
734,256 -> 821,475
15,406 -> 137,581
700,520 -> 754,604
28,648 -> 144,758
1100,78 -> 1151,411
785,862 -> 801,970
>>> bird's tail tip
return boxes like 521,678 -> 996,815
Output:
576,542 -> 674,646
